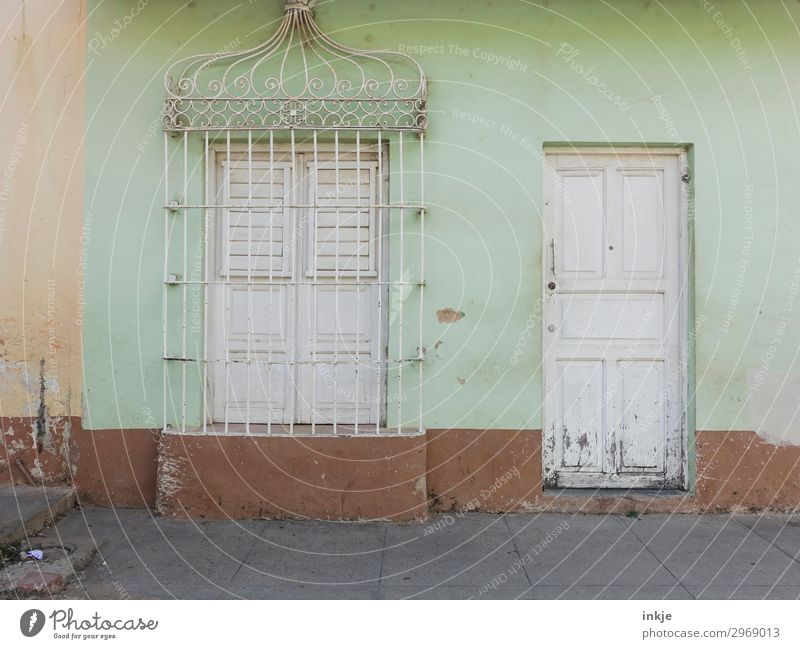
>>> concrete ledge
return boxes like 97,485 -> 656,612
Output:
0,529 -> 97,597
0,485 -> 76,545
156,433 -> 428,521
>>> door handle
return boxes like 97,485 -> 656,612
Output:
550,238 -> 556,275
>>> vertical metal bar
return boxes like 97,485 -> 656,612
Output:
162,131 -> 169,432
202,131 -> 210,434
375,131 -> 383,435
354,131 -> 361,436
289,128 -> 296,437
181,131 -> 188,433
397,131 -> 404,434
245,130 -> 253,434
311,130 -> 319,435
268,131 -> 274,436
418,133 -> 425,434
224,130 -> 231,434
333,130 -> 340,435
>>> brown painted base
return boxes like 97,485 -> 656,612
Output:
427,429 -> 800,515
3,419 -> 799,518
0,416 -> 158,508
156,433 -> 427,521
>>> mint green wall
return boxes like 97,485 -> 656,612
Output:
83,0 -> 800,436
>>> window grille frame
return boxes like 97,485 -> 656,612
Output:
161,0 -> 427,438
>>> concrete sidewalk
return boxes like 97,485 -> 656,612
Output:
44,507 -> 800,600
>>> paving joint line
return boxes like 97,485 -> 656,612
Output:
733,518 -> 800,567
377,524 -> 388,593
503,515 -> 532,587
618,517 -> 696,600
230,520 -> 269,582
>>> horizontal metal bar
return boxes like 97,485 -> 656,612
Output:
162,357 -> 424,365
163,424 -> 426,438
164,203 -> 426,210
165,126 -> 426,133
165,279 -> 425,287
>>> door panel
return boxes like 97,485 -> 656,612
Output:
557,294 -> 664,342
555,360 -> 604,472
620,171 -> 665,277
617,359 -> 666,472
543,150 -> 685,489
559,171 -> 606,277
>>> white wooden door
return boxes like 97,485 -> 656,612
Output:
542,150 -> 687,489
210,147 -> 384,427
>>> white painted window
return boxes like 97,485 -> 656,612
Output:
208,143 -> 388,430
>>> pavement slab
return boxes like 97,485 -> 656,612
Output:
506,513 -> 677,586
234,520 -> 385,587
27,507 -> 800,600
621,514 -> 800,589
380,513 -> 524,588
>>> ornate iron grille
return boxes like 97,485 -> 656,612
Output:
164,0 -> 426,132
161,0 -> 427,437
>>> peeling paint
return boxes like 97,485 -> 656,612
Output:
36,358 -> 47,446
747,369 -> 800,446
157,452 -> 185,506
436,307 -> 465,323
0,360 -> 39,395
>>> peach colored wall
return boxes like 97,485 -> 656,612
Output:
0,1 -> 85,483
